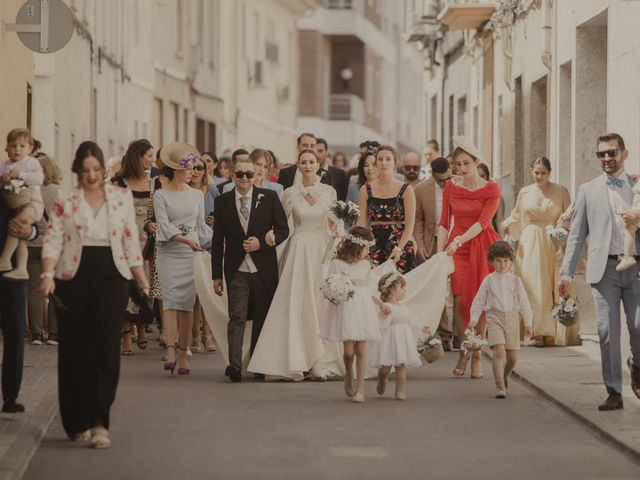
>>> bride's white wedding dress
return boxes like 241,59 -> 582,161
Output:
247,181 -> 343,381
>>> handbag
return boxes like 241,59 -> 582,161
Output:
128,280 -> 154,316
142,233 -> 155,260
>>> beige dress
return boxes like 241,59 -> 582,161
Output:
504,184 -> 579,345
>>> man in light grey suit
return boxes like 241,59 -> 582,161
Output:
560,133 -> 640,411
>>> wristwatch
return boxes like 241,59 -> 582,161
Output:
40,271 -> 54,279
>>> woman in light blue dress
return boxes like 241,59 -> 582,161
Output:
222,148 -> 284,200
154,143 -> 212,376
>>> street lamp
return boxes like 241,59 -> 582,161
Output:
340,67 -> 353,92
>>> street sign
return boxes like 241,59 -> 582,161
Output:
2,0 -> 74,53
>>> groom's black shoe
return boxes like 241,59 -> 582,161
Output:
598,393 -> 623,411
628,357 -> 640,400
253,373 -> 265,380
2,399 -> 25,413
225,366 -> 242,383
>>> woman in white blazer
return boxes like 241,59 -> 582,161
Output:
41,141 -> 149,449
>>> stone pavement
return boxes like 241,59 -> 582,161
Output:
2,328 -> 640,478
0,343 -> 58,480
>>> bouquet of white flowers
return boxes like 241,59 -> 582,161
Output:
552,296 -> 579,326
320,273 -> 356,305
461,328 -> 488,353
416,331 -> 444,364
545,225 -> 569,245
2,179 -> 31,210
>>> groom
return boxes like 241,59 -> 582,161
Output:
560,132 -> 640,410
211,156 -> 289,382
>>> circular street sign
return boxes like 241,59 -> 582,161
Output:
15,0 -> 74,53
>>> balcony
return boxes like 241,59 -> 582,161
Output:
438,1 -> 495,30
324,0 -> 365,14
329,94 -> 364,124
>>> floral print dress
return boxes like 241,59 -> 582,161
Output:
366,183 -> 415,273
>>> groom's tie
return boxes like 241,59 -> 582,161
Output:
606,176 -> 625,188
239,196 -> 250,221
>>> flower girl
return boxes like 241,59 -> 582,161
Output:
320,226 -> 385,403
369,272 -> 424,401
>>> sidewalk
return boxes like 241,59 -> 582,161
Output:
0,344 -> 58,480
500,335 -> 640,461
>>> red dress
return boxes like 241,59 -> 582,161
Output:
440,181 -> 501,324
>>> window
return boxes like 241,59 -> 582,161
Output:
154,98 -> 163,147
176,0 -> 183,55
171,102 -> 179,141
457,96 -> 467,136
183,108 -> 189,142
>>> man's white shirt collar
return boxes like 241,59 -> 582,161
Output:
235,187 -> 253,201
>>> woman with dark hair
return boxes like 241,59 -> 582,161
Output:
346,151 -> 378,205
112,139 -> 155,354
213,156 -> 231,186
437,137 -> 501,380
266,150 -> 280,183
476,162 -> 505,236
357,145 -> 416,274
502,156 -> 574,346
201,152 -> 218,179
153,143 -> 212,375
41,141 -> 148,448
332,152 -> 348,170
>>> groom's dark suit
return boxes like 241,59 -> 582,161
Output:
211,186 -> 289,378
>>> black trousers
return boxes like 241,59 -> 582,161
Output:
55,247 -> 129,438
0,280 -> 26,403
227,272 -> 270,372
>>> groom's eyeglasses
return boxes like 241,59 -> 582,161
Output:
596,148 -> 618,159
234,171 -> 255,179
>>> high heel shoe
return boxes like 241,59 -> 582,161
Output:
203,335 -> 217,352
178,347 -> 190,375
163,345 -> 176,374
121,329 -> 134,356
453,352 -> 469,377
470,351 -> 483,379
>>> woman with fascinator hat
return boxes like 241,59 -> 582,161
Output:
437,137 -> 501,380
248,149 -> 346,381
153,143 -> 212,375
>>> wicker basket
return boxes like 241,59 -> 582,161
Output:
1,189 -> 31,210
420,343 -> 444,364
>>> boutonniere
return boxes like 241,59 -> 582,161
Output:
255,193 -> 265,208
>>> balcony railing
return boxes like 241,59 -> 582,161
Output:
329,94 -> 365,124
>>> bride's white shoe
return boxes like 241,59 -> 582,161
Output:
309,365 -> 329,381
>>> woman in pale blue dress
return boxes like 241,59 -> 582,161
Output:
223,149 -> 284,200
154,143 -> 212,375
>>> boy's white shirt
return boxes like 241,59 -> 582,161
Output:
469,271 -> 533,327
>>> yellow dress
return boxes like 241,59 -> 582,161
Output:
505,184 -> 579,345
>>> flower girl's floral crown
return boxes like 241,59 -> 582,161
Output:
380,270 -> 402,293
341,232 -> 375,248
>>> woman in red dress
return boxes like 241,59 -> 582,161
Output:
438,138 -> 500,379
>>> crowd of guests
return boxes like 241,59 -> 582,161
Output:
0,126 -> 639,451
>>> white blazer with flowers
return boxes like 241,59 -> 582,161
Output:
42,184 -> 143,280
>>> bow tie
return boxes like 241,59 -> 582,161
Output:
606,176 -> 625,188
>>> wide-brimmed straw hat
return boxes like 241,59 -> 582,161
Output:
452,136 -> 483,163
159,142 -> 200,170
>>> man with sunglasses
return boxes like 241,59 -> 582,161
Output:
560,133 -> 640,410
401,152 -> 423,189
414,157 -> 455,349
211,157 -> 289,383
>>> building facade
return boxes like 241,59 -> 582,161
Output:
297,0 -> 425,159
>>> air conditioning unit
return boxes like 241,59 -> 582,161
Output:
266,42 -> 279,62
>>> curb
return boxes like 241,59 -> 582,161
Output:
0,385 -> 58,480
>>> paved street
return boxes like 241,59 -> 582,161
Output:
22,342 -> 640,480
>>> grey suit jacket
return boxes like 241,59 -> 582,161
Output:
560,173 -> 639,284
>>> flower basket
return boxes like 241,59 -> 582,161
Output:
545,225 -> 569,247
420,343 -> 444,364
416,332 -> 443,364
553,297 -> 579,327
461,328 -> 487,353
1,188 -> 31,210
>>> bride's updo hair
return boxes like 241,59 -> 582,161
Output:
378,272 -> 406,302
297,149 -> 319,163
335,226 -> 374,264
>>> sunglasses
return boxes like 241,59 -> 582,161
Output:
193,165 -> 205,172
596,148 -> 618,159
234,171 -> 255,179
403,166 -> 421,172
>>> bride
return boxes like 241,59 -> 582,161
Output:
247,149 -> 343,381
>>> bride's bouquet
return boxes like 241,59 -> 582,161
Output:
545,225 -> 569,245
322,200 -> 361,264
416,330 -> 444,364
552,296 -> 579,326
461,328 -> 488,353
320,273 -> 356,305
